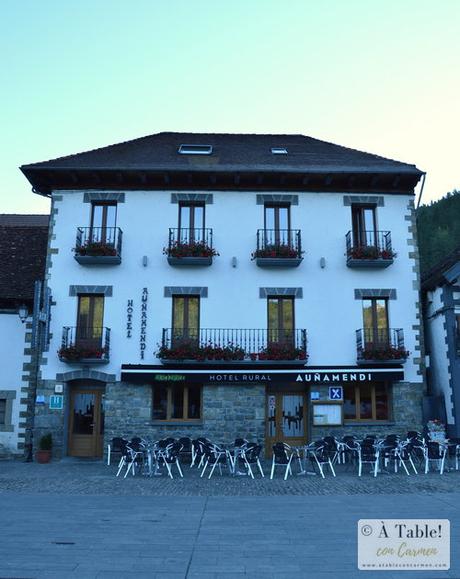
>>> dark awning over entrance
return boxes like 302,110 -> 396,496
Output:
121,364 -> 405,384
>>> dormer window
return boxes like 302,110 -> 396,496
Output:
271,147 -> 288,155
178,144 -> 213,155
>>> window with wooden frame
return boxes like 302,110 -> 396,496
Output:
351,204 -> 377,247
362,298 -> 389,347
264,203 -> 291,246
267,296 -> 295,345
152,384 -> 202,421
90,202 -> 117,244
76,294 -> 104,349
343,383 -> 391,421
178,202 -> 205,243
172,295 -> 200,345
0,399 -> 6,426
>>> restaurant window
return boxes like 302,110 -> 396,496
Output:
152,384 -> 202,421
0,399 -> 6,426
351,205 -> 377,247
343,383 -> 391,421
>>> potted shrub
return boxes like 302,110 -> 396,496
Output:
58,344 -> 106,362
164,241 -> 219,259
36,433 -> 52,464
252,243 -> 301,260
74,240 -> 117,257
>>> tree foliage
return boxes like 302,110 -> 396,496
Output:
417,190 -> 460,273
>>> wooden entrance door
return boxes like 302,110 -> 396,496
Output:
68,389 -> 104,457
266,391 -> 308,456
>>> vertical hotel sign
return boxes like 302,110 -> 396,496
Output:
140,288 -> 148,359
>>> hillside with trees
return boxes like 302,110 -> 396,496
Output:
417,190 -> 460,273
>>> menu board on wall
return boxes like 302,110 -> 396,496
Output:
312,403 -> 343,426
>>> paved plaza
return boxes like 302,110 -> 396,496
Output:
0,460 -> 459,578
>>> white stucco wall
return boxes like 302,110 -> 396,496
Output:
42,189 -> 422,384
0,312 -> 30,454
426,287 -> 454,423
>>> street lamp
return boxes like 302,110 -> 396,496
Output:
18,304 -> 28,323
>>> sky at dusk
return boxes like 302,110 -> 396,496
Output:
1,0 -> 459,214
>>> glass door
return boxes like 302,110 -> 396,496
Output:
68,389 -> 104,457
362,298 -> 389,347
172,296 -> 200,346
76,295 -> 104,350
266,392 -> 308,456
267,297 -> 294,346
91,203 -> 117,244
352,205 -> 376,247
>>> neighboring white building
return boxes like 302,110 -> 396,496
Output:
0,215 -> 48,457
20,132 -> 425,458
423,247 -> 460,437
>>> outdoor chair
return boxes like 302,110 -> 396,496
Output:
407,436 -> 426,469
157,442 -> 184,479
270,442 -> 294,480
178,437 -> 193,463
358,441 -> 380,477
341,436 -> 358,465
116,440 -> 146,478
397,441 -> 418,475
310,441 -> 336,478
322,436 -> 340,465
425,441 -> 447,475
191,437 -> 212,468
107,437 -> 128,466
200,444 -> 230,479
241,443 -> 264,478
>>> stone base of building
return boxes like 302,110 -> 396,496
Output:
33,375 -> 425,460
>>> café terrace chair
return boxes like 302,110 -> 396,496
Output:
310,441 -> 336,478
270,442 -> 295,480
200,443 -> 231,479
241,443 -> 264,478
358,441 -> 380,477
424,441 -> 447,475
107,437 -> 128,467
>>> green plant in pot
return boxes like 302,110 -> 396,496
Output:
36,433 -> 52,464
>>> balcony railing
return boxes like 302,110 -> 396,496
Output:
74,227 -> 122,265
158,328 -> 308,364
346,230 -> 395,268
356,328 -> 408,364
165,228 -> 216,265
253,229 -> 303,267
58,326 -> 111,364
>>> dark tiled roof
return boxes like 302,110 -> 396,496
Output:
422,245 -> 460,290
0,221 -> 48,306
0,214 -> 49,227
21,132 -> 422,175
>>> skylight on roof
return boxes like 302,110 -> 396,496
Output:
271,147 -> 288,155
178,144 -> 213,155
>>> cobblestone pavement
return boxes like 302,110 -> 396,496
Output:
0,491 -> 459,578
1,460 -> 459,578
0,457 -> 459,496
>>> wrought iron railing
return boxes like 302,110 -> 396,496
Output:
75,227 -> 122,257
59,326 -> 111,362
255,229 -> 302,258
346,230 -> 393,260
160,328 -> 308,362
356,328 -> 406,361
168,228 -> 213,253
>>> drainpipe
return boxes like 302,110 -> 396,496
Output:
416,172 -> 427,210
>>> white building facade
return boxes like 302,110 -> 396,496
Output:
0,215 -> 48,457
423,249 -> 460,437
21,133 -> 426,458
